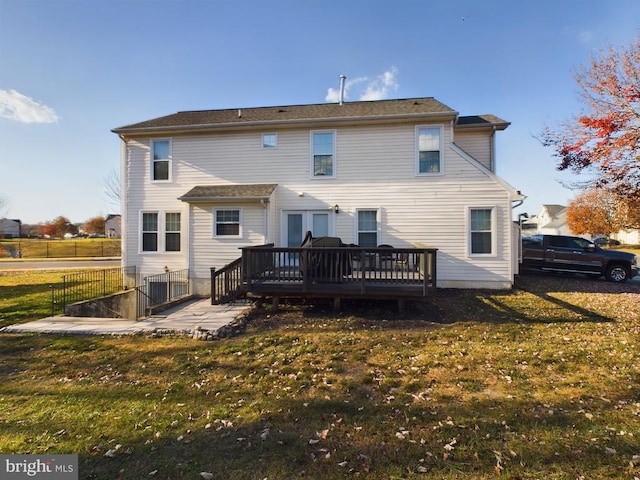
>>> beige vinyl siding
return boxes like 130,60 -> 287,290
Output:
124,122 -> 516,288
189,202 -> 267,280
454,131 -> 493,171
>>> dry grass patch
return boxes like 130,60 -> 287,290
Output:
0,272 -> 639,478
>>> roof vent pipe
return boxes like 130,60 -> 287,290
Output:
339,74 -> 346,105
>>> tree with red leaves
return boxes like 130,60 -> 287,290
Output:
541,35 -> 639,210
83,216 -> 106,235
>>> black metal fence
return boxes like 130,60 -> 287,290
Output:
51,266 -> 136,316
135,269 -> 190,318
0,239 -> 121,258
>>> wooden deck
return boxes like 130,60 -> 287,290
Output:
210,245 -> 438,305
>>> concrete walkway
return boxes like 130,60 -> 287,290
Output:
0,298 -> 253,338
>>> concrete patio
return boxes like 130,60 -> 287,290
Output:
0,298 -> 253,338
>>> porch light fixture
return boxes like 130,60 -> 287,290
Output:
334,204 -> 340,214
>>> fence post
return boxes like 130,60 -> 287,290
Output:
211,267 -> 216,305
62,275 -> 67,313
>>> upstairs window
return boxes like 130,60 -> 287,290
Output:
214,209 -> 242,237
416,126 -> 442,174
311,131 -> 335,177
357,209 -> 379,247
262,133 -> 277,149
469,207 -> 494,255
151,139 -> 171,181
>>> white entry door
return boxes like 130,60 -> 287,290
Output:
283,210 -> 332,262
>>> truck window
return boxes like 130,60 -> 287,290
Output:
548,236 -> 568,248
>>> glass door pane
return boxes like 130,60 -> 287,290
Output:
287,214 -> 303,247
312,213 -> 329,237
287,213 -> 303,263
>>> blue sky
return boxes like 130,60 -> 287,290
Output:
0,0 -> 638,224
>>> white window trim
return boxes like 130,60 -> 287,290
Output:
467,206 -> 497,257
262,133 -> 277,149
354,208 -> 381,247
213,207 -> 244,239
150,138 -> 172,183
310,129 -> 337,179
415,125 -> 444,176
139,210 -> 182,254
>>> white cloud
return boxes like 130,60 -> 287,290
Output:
360,67 -> 399,101
578,30 -> 594,43
325,67 -> 399,103
0,89 -> 59,123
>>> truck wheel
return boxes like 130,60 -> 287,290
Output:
605,264 -> 630,283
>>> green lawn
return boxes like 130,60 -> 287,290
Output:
0,271 -> 639,479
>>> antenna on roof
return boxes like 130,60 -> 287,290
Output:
339,74 -> 346,105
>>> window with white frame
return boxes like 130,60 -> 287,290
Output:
141,211 -> 181,252
357,209 -> 379,247
469,208 -> 494,255
165,212 -> 181,252
416,126 -> 442,174
214,209 -> 242,237
311,131 -> 335,177
262,133 -> 277,149
151,139 -> 171,181
142,212 -> 158,252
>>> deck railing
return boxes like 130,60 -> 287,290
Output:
239,245 -> 437,299
210,258 -> 244,304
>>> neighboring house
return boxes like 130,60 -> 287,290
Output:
112,97 -> 524,294
532,204 -> 571,235
612,229 -> 640,245
105,214 -> 122,238
0,218 -> 21,238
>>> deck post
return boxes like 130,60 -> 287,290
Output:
422,250 -> 429,296
398,298 -> 405,312
302,249 -> 309,293
272,296 -> 280,309
333,297 -> 341,310
210,267 -> 216,305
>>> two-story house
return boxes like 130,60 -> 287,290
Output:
0,218 -> 21,239
112,97 -> 523,295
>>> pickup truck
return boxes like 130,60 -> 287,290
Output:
521,234 -> 638,283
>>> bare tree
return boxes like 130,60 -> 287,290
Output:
0,194 -> 8,217
103,168 -> 120,212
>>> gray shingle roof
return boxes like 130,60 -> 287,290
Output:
455,114 -> 510,130
113,97 -> 459,134
178,184 -> 278,202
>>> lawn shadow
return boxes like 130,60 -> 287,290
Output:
246,271 -> 640,330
